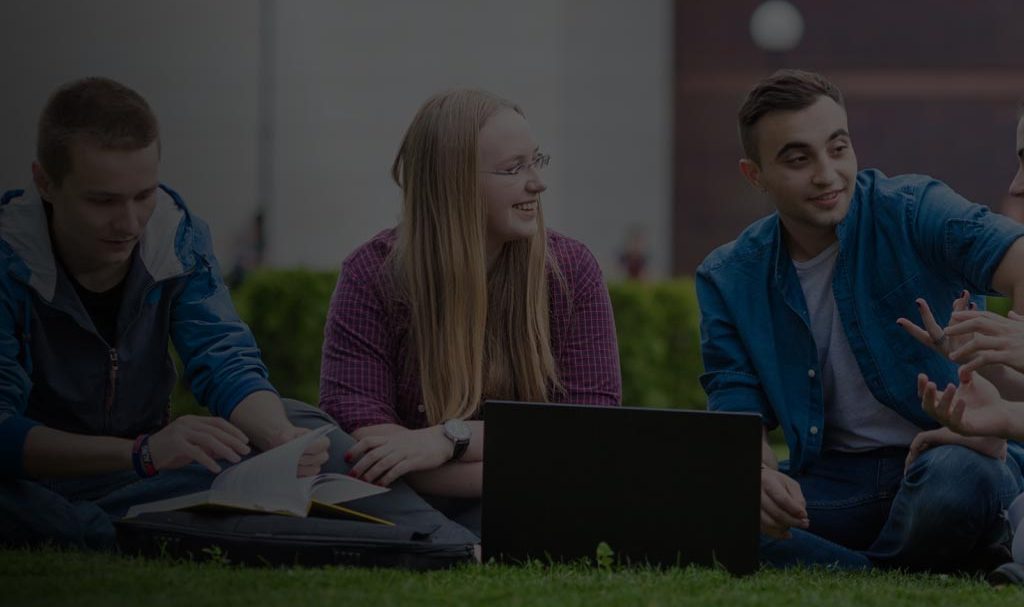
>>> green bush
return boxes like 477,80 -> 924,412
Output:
608,280 -> 704,409
172,273 -> 708,416
170,274 -> 1019,419
231,269 -> 337,405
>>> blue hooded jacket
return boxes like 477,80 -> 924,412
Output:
0,185 -> 276,477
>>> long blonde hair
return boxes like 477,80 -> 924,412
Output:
390,88 -> 561,425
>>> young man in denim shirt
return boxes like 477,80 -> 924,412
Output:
697,70 -> 1024,571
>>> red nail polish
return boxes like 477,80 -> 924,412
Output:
344,453 -> 352,463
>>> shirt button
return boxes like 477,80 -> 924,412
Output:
807,369 -> 816,378
810,426 -> 819,435
417,404 -> 425,412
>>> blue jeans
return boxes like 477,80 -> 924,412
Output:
760,445 -> 1024,571
0,464 -> 216,550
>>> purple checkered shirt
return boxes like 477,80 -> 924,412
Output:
320,228 -> 622,432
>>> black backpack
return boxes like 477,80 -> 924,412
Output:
116,511 -> 475,570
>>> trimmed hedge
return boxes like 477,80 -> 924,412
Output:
608,280 -> 704,409
232,269 -> 338,405
171,271 -> 1015,417
172,272 -> 706,415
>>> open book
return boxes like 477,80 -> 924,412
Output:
125,425 -> 392,525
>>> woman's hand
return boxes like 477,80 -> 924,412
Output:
917,372 -> 1014,441
896,290 -> 974,358
345,426 -> 453,486
943,309 -> 1024,376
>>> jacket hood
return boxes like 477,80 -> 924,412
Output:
0,186 -> 190,302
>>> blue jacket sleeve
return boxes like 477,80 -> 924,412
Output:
695,264 -> 777,428
0,278 -> 39,477
907,179 -> 1024,295
169,216 -> 276,420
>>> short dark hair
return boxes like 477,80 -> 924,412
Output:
37,77 -> 159,186
738,69 -> 844,163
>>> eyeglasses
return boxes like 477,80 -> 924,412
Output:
481,152 -> 551,177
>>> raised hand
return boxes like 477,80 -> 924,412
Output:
943,309 -> 1024,376
896,290 -> 974,358
917,372 -> 1014,441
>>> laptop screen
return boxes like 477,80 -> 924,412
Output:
481,401 -> 761,574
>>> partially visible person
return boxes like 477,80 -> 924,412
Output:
912,106 -> 1024,443
1009,104 -> 1024,204
0,77 -> 334,549
319,88 -> 622,536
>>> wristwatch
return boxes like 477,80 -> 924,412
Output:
441,419 -> 472,461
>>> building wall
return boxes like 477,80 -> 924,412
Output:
0,1 -> 673,279
673,0 -> 1024,273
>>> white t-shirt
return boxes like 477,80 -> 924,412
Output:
793,242 -> 922,452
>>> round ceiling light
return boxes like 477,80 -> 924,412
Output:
750,1 -> 805,52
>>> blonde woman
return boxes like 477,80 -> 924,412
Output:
319,89 -> 622,533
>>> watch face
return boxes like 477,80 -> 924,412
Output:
444,419 -> 472,441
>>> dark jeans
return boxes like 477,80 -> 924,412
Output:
0,399 -> 478,549
0,463 -> 215,550
760,445 -> 1024,571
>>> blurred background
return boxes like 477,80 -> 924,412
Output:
0,0 -> 673,280
2,0 -> 1021,413
1,1 -> 1021,280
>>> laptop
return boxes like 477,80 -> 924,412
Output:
481,401 -> 762,574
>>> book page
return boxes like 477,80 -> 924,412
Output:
207,425 -> 334,515
124,425 -> 391,519
309,473 -> 388,504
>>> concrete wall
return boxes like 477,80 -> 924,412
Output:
0,1 -> 673,279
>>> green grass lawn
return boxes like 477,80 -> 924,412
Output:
3,548 -> 1021,607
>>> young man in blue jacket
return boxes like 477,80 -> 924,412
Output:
697,69 -> 1024,571
0,77 -> 336,548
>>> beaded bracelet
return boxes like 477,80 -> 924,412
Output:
131,434 -> 158,478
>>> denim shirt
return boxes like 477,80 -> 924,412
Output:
697,169 -> 1024,472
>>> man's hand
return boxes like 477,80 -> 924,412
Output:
905,425 -> 1007,473
760,466 -> 810,540
148,415 -> 251,474
918,372 -> 1014,441
345,426 -> 452,487
943,309 -> 1024,376
896,291 -> 974,358
266,426 -> 330,477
